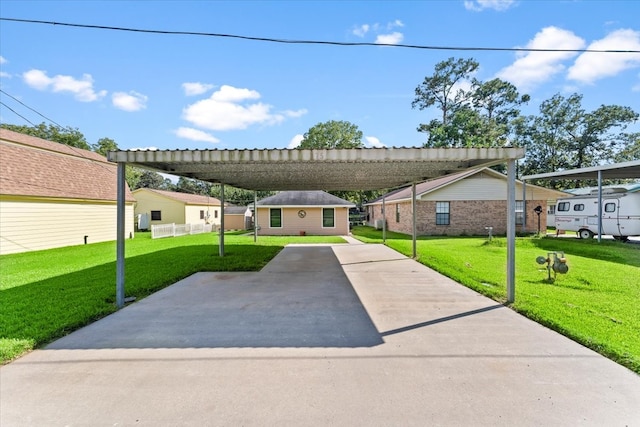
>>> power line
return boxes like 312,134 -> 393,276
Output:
0,89 -> 64,128
0,101 -> 37,126
2,17 -> 639,54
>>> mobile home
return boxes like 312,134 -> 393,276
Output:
554,188 -> 640,241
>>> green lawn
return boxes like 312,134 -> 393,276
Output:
351,226 -> 640,373
0,232 -> 345,363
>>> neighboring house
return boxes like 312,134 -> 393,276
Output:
365,167 -> 567,236
255,190 -> 354,236
0,128 -> 135,255
224,205 -> 252,231
132,188 -> 221,229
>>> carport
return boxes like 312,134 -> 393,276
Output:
522,159 -> 640,242
108,146 -> 525,308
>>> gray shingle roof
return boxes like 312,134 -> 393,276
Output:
0,128 -> 135,202
256,190 -> 354,206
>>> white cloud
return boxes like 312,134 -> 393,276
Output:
182,82 -> 215,96
376,32 -> 404,45
287,134 -> 304,149
283,109 -> 308,118
0,56 -> 6,64
22,69 -> 107,102
174,127 -> 220,143
353,24 -> 370,37
112,91 -> 148,112
464,0 -> 516,12
0,71 -> 10,78
182,84 -> 297,131
567,29 -> 640,84
365,136 -> 385,148
495,26 -> 585,91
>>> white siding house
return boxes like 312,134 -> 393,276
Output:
0,129 -> 135,255
132,189 -> 222,229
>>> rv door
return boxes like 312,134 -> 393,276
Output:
601,198 -> 621,236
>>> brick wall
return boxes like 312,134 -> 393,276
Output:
382,200 -> 547,236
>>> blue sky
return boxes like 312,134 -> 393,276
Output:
1,0 -> 639,152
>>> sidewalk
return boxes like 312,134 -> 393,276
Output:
2,242 -> 639,426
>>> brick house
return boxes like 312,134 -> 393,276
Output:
365,167 -> 567,236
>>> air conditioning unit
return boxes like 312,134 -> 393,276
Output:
375,219 -> 386,230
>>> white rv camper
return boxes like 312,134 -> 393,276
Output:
554,188 -> 640,241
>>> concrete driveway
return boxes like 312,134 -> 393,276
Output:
2,240 -> 639,426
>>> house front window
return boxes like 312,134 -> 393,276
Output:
322,208 -> 335,228
515,201 -> 524,226
395,204 -> 400,223
270,208 -> 282,228
200,210 -> 205,219
151,210 -> 162,221
435,202 -> 449,225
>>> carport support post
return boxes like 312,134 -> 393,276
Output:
219,183 -> 225,257
507,159 -> 516,303
412,182 -> 417,259
116,162 -> 125,309
597,170 -> 602,243
254,191 -> 258,243
382,196 -> 386,243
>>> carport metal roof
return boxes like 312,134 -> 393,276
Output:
108,147 -> 525,191
521,159 -> 640,181
108,146 -> 525,309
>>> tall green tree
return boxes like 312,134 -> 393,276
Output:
135,170 -> 175,191
412,57 -> 479,128
297,120 -> 364,149
412,59 -> 528,148
516,93 -> 638,187
209,185 -> 275,206
92,137 -> 118,156
614,132 -> 640,162
1,122 -> 91,150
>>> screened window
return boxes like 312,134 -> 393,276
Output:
605,203 -> 616,213
573,204 -> 585,211
515,201 -> 524,226
322,208 -> 335,228
395,204 -> 400,223
435,202 -> 450,225
270,208 -> 282,228
200,210 -> 205,219
215,210 -> 219,219
548,205 -> 556,215
557,202 -> 570,212
151,210 -> 162,221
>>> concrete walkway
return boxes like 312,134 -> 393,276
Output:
2,240 -> 639,426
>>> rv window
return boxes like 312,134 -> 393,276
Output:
573,204 -> 585,211
605,203 -> 616,213
557,202 -> 570,212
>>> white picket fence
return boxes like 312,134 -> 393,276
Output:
151,223 -> 214,239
